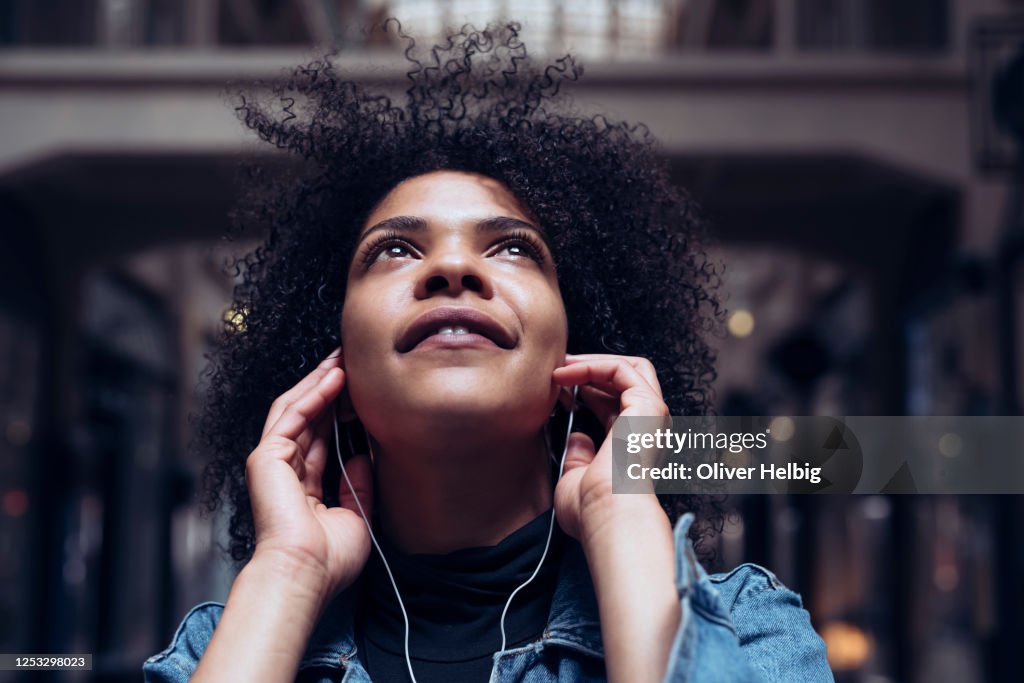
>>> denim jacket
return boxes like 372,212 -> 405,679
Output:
143,513 -> 833,682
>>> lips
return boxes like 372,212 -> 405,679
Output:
397,306 -> 516,352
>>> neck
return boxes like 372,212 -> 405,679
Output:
371,426 -> 553,554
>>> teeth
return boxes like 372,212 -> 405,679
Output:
437,326 -> 470,335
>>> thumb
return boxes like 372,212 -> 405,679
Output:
338,454 -> 373,518
561,431 -> 596,474
553,432 -> 596,541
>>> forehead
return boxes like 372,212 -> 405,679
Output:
362,170 -> 533,232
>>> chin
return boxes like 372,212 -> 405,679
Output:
415,385 -> 536,420
399,380 -> 551,433
350,364 -> 556,435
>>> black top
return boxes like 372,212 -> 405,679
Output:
355,510 -> 564,683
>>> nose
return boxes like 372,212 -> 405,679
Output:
414,245 -> 494,300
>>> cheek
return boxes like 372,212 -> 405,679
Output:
526,296 -> 567,414
339,296 -> 385,377
519,289 -> 569,370
537,288 -> 569,348
339,300 -> 358,354
341,279 -> 396,340
339,303 -> 391,422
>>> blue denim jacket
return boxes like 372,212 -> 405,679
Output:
143,513 -> 833,682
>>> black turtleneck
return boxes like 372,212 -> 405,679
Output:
355,510 -> 564,683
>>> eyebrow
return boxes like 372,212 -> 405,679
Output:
359,215 -> 547,242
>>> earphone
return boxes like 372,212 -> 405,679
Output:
331,385 -> 579,683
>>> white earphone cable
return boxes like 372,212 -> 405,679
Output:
498,384 -> 578,653
332,384 -> 578,683
333,417 -> 417,683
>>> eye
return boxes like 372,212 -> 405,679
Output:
491,231 -> 547,264
380,244 -> 412,259
498,243 -> 531,258
360,231 -> 417,265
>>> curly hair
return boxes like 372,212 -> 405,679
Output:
198,20 -> 725,568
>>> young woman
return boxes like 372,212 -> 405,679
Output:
143,22 -> 833,683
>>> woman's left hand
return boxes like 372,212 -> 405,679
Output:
551,353 -> 680,683
551,353 -> 670,545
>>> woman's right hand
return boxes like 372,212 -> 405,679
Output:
245,347 -> 373,604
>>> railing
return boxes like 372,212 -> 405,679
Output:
0,0 -> 952,57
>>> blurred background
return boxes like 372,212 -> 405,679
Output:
1,1 -> 1023,681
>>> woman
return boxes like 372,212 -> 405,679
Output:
143,22 -> 832,683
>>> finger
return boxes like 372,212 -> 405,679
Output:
302,413 -> 333,500
553,469 -> 582,541
553,433 -> 596,542
564,354 -> 662,397
248,434 -> 307,488
553,360 -> 668,417
262,348 -> 342,437
561,431 -> 596,474
338,454 -> 373,518
262,348 -> 343,437
295,401 -> 340,456
268,368 -> 344,458
266,367 -> 346,445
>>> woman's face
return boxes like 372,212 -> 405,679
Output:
341,170 -> 568,439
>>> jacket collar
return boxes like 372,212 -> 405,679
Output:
539,537 -> 604,658
296,529 -> 608,671
540,511 -> 699,659
299,583 -> 360,670
672,512 -> 703,595
295,513 -> 703,671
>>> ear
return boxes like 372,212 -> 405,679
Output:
334,346 -> 359,423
